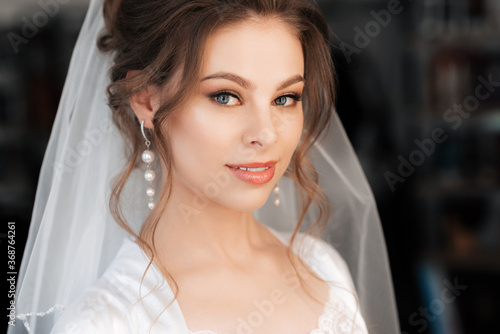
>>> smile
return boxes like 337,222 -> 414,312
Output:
226,161 -> 277,185
233,166 -> 269,172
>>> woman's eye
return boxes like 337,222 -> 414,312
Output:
213,92 -> 240,106
274,94 -> 301,106
275,96 -> 288,105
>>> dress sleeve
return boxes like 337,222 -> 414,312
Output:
50,281 -> 135,334
297,233 -> 358,294
316,238 -> 358,291
298,233 -> 370,332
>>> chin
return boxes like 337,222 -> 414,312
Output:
218,188 -> 272,212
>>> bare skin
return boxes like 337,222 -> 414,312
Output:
166,221 -> 330,334
130,18 -> 330,333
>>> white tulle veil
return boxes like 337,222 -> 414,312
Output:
9,0 -> 400,333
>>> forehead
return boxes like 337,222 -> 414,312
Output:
200,18 -> 304,80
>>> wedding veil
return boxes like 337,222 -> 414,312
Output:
9,0 -> 400,333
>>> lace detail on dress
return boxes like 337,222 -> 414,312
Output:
310,286 -> 365,334
16,304 -> 65,333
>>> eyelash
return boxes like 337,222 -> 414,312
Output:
209,90 -> 303,106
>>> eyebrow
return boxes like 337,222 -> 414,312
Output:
200,72 -> 305,91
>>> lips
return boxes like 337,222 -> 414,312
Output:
226,161 -> 277,185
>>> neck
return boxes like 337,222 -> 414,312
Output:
153,181 -> 270,268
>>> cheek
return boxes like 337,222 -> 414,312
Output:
292,113 -> 304,146
277,110 -> 303,154
167,108 -> 233,174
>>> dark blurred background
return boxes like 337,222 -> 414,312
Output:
1,0 -> 499,333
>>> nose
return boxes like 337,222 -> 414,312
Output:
241,105 -> 278,148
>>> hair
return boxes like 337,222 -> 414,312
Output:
98,0 -> 338,321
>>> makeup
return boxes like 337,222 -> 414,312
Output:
226,161 -> 277,185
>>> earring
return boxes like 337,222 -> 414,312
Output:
141,120 -> 156,210
273,184 -> 280,207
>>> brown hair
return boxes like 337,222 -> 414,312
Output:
98,0 -> 337,317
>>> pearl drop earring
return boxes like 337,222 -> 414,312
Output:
141,120 -> 156,210
273,184 -> 280,207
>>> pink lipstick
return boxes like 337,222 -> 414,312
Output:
226,161 -> 277,185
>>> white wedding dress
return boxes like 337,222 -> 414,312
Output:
49,225 -> 369,334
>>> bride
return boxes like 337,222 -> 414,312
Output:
10,0 -> 399,333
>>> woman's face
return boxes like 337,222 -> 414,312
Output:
166,18 -> 304,213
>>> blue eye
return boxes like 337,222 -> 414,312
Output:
216,94 -> 231,104
211,91 -> 240,106
274,94 -> 302,106
275,96 -> 288,106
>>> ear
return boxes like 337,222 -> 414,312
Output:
127,70 -> 161,129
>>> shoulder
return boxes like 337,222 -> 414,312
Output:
50,278 -> 135,334
51,237 -> 179,333
266,226 -> 355,286
269,228 -> 369,329
291,230 -> 357,291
